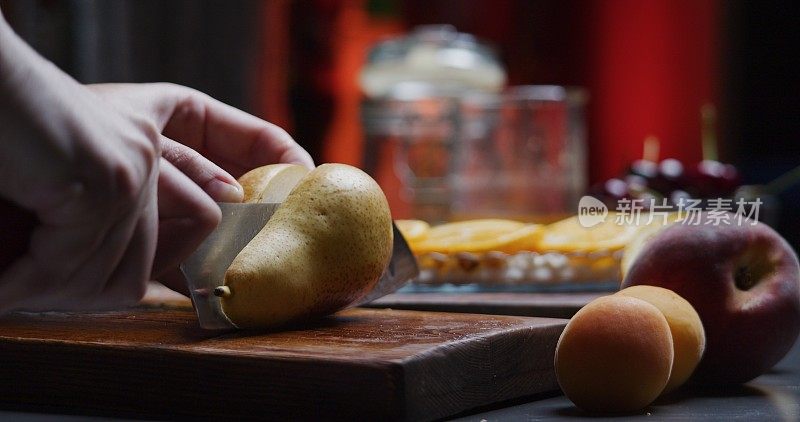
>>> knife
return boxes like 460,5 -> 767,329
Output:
180,202 -> 419,330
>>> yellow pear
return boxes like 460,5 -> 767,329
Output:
221,163 -> 393,328
238,163 -> 310,203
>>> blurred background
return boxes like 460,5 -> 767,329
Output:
2,0 -> 798,247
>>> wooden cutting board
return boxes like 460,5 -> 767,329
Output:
0,306 -> 566,421
364,292 -> 609,319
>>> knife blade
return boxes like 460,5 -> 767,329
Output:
180,202 -> 419,330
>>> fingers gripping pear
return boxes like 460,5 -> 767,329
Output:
221,164 -> 393,328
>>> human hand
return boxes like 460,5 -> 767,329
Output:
88,83 -> 314,293
88,83 -> 314,177
0,22 -> 162,311
0,10 -> 313,309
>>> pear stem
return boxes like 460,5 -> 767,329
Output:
213,286 -> 232,297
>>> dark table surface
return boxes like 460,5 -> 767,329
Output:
456,339 -> 800,421
2,341 -> 798,421
1,310 -> 798,421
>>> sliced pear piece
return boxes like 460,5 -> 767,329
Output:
222,163 -> 393,328
238,163 -> 310,203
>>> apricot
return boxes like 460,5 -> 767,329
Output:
555,295 -> 673,413
616,285 -> 706,394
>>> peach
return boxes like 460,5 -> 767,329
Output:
622,215 -> 800,384
616,285 -> 706,394
555,295 -> 674,413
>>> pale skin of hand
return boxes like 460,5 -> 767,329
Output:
0,12 -> 313,311
88,83 -> 314,294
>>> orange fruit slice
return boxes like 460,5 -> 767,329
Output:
395,219 -> 431,243
411,219 -> 543,254
537,214 -> 643,253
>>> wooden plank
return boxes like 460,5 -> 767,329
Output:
0,307 -> 566,421
363,292 -> 609,319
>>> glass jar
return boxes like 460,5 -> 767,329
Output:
359,25 -> 506,222
451,86 -> 589,223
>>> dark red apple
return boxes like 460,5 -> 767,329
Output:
649,158 -> 687,196
621,213 -> 800,384
588,178 -> 630,206
687,160 -> 741,198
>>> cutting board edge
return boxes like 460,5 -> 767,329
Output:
0,308 -> 568,421
0,337 -> 408,420
398,319 -> 567,421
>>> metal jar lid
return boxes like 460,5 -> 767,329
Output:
360,25 -> 507,99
